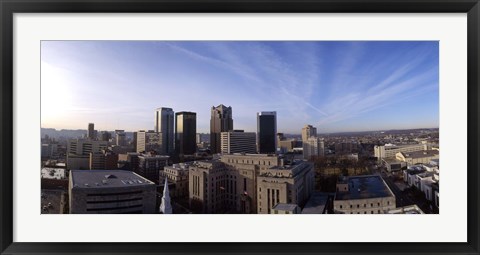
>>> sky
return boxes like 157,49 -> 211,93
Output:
41,41 -> 439,134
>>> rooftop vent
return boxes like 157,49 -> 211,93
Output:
105,174 -> 117,179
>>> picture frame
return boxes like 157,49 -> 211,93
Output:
1,0 -> 479,254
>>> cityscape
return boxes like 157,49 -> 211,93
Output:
41,41 -> 439,214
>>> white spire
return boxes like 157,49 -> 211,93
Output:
159,178 -> 172,214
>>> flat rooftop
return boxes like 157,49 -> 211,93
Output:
272,203 -> 298,212
70,170 -> 155,188
402,150 -> 438,159
301,192 -> 330,214
335,175 -> 394,201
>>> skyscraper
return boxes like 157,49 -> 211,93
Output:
175,112 -> 197,156
210,104 -> 233,154
155,108 -> 174,155
257,112 -> 277,154
302,125 -> 317,141
88,123 -> 95,140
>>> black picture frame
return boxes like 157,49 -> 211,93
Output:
1,1 -> 479,254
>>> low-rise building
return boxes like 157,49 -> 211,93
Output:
334,175 -> 396,214
388,205 -> 424,214
396,150 -> 439,165
69,170 -> 156,214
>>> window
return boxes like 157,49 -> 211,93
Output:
364,204 -> 366,207
350,205 -> 352,208
357,204 -> 359,208
340,205 -> 342,209
371,203 -> 373,207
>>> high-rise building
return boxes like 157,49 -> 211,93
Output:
115,130 -> 127,146
302,125 -> 317,141
89,150 -> 118,170
210,104 -> 233,154
220,130 -> 257,154
175,111 -> 197,156
100,131 -> 111,142
88,123 -> 95,140
155,108 -> 175,155
67,139 -> 108,170
137,153 -> 170,183
134,130 -> 162,154
134,130 -> 146,153
257,112 -> 277,154
303,137 -> 325,160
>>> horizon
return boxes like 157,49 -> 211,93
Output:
41,41 -> 439,133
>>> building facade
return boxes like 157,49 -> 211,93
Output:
220,130 -> 257,154
210,104 -> 233,154
256,161 -> 315,214
374,144 -> 427,161
303,136 -> 325,160
88,123 -> 95,140
301,125 -> 317,141
175,111 -> 197,156
160,163 -> 190,198
67,139 -> 108,170
155,107 -> 175,155
69,170 -> 156,214
137,153 -> 170,184
257,111 -> 277,154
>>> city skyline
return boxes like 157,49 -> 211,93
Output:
41,41 -> 439,133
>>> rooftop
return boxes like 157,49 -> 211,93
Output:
335,175 -> 394,201
402,150 -> 439,159
272,203 -> 298,212
301,192 -> 330,214
70,170 -> 154,188
388,205 -> 424,214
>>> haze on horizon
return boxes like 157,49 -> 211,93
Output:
41,41 -> 439,134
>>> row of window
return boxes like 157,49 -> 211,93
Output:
338,201 -> 390,209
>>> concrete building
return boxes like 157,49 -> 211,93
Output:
175,111 -> 197,156
188,160 -> 233,213
271,203 -> 300,214
301,125 -> 317,141
160,163 -> 190,198
89,150 -> 118,170
257,111 -> 277,154
395,150 -> 439,165
88,123 -> 95,140
388,205 -> 424,214
334,175 -> 396,214
257,161 -> 315,214
115,130 -> 127,146
303,136 -> 325,160
220,130 -> 256,154
69,170 -> 156,214
41,143 -> 58,158
134,130 -> 163,154
210,104 -> 233,154
278,139 -> 296,153
382,158 -> 407,172
67,139 -> 108,170
188,154 -> 315,214
155,107 -> 175,155
137,153 -> 170,184
374,144 -> 427,161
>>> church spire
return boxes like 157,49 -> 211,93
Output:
159,178 -> 172,214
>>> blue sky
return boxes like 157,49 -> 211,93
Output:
41,41 -> 439,134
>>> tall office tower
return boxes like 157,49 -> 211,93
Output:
134,130 -> 146,153
303,136 -> 325,160
155,108 -> 175,155
220,130 -> 257,154
210,104 -> 233,154
88,123 -> 95,140
257,111 -> 277,154
302,125 -> 317,141
115,130 -> 126,146
101,131 -> 111,142
175,112 -> 197,156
